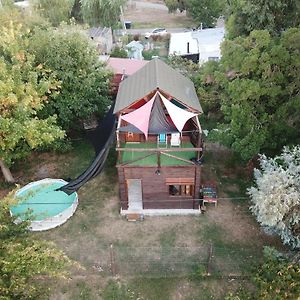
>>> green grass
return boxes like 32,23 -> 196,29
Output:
61,140 -> 94,179
120,142 -> 196,166
129,278 -> 179,300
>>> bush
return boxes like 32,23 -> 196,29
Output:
248,146 -> 300,248
110,46 -> 128,58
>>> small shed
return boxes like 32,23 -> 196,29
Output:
88,27 -> 113,54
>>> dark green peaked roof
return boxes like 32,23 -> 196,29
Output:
114,58 -> 202,113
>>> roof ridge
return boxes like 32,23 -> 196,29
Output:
155,59 -> 159,88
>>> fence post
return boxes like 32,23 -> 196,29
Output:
109,244 -> 116,276
206,242 -> 213,276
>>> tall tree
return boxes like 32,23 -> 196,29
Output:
0,23 -> 64,182
80,0 -> 125,27
187,0 -> 224,28
29,26 -> 112,132
207,28 -> 300,160
0,191 -> 73,298
163,0 -> 224,27
164,0 -> 187,13
226,0 -> 300,39
31,0 -> 75,26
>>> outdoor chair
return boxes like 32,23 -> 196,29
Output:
170,132 -> 181,147
201,183 -> 218,207
157,133 -> 167,147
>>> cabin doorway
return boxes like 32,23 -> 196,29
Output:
125,132 -> 140,142
127,179 -> 143,211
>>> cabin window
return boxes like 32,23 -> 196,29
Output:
168,184 -> 194,196
166,178 -> 194,197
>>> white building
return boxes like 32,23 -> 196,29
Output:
169,27 -> 225,64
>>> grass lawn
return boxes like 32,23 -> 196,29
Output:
120,142 -> 196,166
1,140 -> 284,299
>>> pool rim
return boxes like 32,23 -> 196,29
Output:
11,178 -> 78,231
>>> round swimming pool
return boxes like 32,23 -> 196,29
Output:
11,178 -> 78,231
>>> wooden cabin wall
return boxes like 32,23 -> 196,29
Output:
117,165 -> 201,209
118,132 -> 192,144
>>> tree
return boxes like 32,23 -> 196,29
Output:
163,0 -> 224,27
167,55 -> 200,79
226,0 -> 300,39
29,26 -> 112,132
187,0 -> 224,28
80,0 -> 125,27
226,247 -> 300,300
207,28 -> 300,160
248,146 -> 300,249
0,23 -> 65,182
164,0 -> 187,13
0,191 -> 73,299
31,0 -> 75,26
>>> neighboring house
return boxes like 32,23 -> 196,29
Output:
88,27 -> 113,54
125,40 -> 144,60
169,28 -> 225,64
115,59 -> 203,216
168,32 -> 199,63
106,57 -> 148,94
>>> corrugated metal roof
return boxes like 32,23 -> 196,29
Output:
107,58 -> 148,75
88,27 -> 110,38
114,58 -> 202,113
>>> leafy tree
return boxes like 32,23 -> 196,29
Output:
226,0 -> 300,39
248,146 -> 300,248
167,55 -> 200,79
164,0 -> 224,27
193,60 -> 221,113
70,0 -> 83,23
226,247 -> 300,299
31,0 -> 75,26
29,26 -> 112,132
80,0 -> 125,27
187,0 -> 224,28
0,191 -> 73,299
208,28 -> 300,160
164,0 -> 187,13
0,23 -> 64,182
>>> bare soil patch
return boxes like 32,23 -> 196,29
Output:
124,1 -> 194,28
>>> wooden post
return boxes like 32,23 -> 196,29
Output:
109,244 -> 116,276
157,151 -> 161,169
207,242 -> 213,276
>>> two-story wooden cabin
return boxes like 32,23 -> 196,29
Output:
115,59 -> 203,215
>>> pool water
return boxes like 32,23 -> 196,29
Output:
11,181 -> 77,221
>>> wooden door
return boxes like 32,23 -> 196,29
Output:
125,132 -> 140,142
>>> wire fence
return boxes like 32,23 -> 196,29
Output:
88,243 -> 259,279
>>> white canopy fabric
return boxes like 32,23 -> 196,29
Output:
158,92 -> 198,132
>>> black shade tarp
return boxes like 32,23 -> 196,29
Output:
58,104 -> 116,195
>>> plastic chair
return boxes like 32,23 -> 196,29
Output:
170,132 -> 181,146
157,133 -> 167,147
